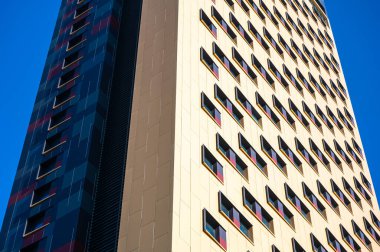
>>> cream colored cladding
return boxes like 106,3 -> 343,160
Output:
119,0 -> 380,251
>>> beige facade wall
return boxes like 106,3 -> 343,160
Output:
119,0 -> 380,251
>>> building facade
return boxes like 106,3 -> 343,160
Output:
1,0 -> 380,251
0,0 -> 143,251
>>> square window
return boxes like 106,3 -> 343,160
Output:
24,212 -> 49,236
37,154 -> 62,179
31,182 -> 55,207
67,33 -> 85,51
43,132 -> 67,154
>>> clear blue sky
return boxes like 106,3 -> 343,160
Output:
0,1 -> 379,225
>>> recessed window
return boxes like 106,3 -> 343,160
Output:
261,136 -> 287,175
303,46 -> 320,70
24,211 -> 49,236
319,29 -> 332,50
256,92 -> 281,129
201,92 -> 221,126
31,181 -> 56,207
232,48 -> 257,84
70,17 -> 88,34
319,76 -> 337,102
58,69 -> 79,88
331,80 -> 346,103
252,55 -> 274,86
239,133 -> 267,176
53,88 -> 75,108
287,0 -> 298,13
340,224 -> 361,252
326,228 -> 347,252
247,22 -> 270,53
345,141 -> 362,167
213,42 -> 240,82
266,186 -> 295,229
279,137 -> 302,173
272,245 -> 280,252
331,179 -> 352,213
285,184 -> 311,223
303,182 -> 327,220
326,107 -> 344,132
289,99 -> 310,131
200,47 -> 219,79
278,34 -> 297,62
360,172 -> 372,193
235,88 -> 261,126
302,102 -> 322,130
216,133 -> 248,180
317,180 -> 340,216
235,0 -> 250,16
67,33 -> 85,51
246,0 -> 266,21
292,238 -> 306,252
303,0 -> 315,17
295,138 -> 318,173
49,109 -> 71,130
310,234 -> 328,252
370,211 -> 380,230
274,7 -> 292,33
273,96 -> 295,130
364,217 -> 380,244
215,84 -> 244,127
291,39 -> 309,65
337,79 -> 347,96
202,209 -> 227,250
315,105 -> 334,133
296,68 -> 315,97
308,24 -> 322,45
324,30 -> 334,44
74,3 -> 91,19
263,28 -> 283,56
259,0 -> 278,27
352,220 -> 372,251
211,6 -> 237,44
337,109 -> 353,132
219,192 -> 253,242
224,0 -> 234,11
286,13 -> 303,38
334,140 -> 352,169
243,187 -> 274,234
37,154 -> 62,179
342,178 -> 362,209
293,0 -> 308,18
298,19 -> 313,42
283,64 -> 303,95
322,139 -> 342,170
353,177 -> 372,206
313,48 -> 329,72
344,107 -> 355,126
62,51 -> 82,69
310,138 -> 330,171
324,53 -> 338,74
229,13 -> 253,47
268,60 -> 289,91
309,73 -> 327,100
352,138 -> 363,158
200,9 -> 217,38
202,145 -> 224,182
43,132 -> 67,154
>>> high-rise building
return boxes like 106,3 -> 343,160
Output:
1,0 -> 379,251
